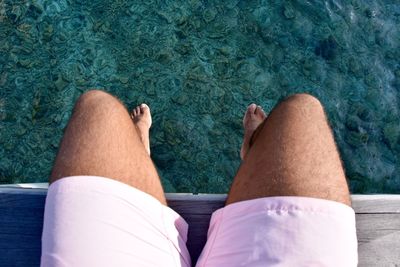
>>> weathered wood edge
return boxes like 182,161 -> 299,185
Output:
1,187 -> 400,265
1,187 -> 400,213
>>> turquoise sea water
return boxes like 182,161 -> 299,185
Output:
0,0 -> 399,193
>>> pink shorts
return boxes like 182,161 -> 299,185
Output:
41,176 -> 358,267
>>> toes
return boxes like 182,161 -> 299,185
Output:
131,104 -> 145,118
248,103 -> 257,114
245,103 -> 257,118
260,109 -> 267,120
243,103 -> 256,124
137,103 -> 152,121
255,105 -> 262,115
140,103 -> 150,113
255,105 -> 267,119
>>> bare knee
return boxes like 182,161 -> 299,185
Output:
77,89 -> 115,105
284,93 -> 323,109
277,93 -> 325,119
74,89 -> 125,114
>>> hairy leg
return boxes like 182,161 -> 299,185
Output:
227,93 -> 350,206
50,89 -> 166,204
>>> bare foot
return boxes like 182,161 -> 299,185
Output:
130,103 -> 152,155
240,103 -> 267,160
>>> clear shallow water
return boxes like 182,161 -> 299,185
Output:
0,0 -> 399,193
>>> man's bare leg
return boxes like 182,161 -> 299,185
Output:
50,89 -> 166,205
227,93 -> 351,206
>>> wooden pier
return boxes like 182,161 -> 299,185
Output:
0,185 -> 399,266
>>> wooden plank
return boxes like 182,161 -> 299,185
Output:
3,187 -> 400,213
169,195 -> 400,264
0,189 -> 45,267
168,193 -> 400,214
179,214 -> 212,263
0,188 -> 400,266
351,194 -> 400,213
356,213 -> 400,266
